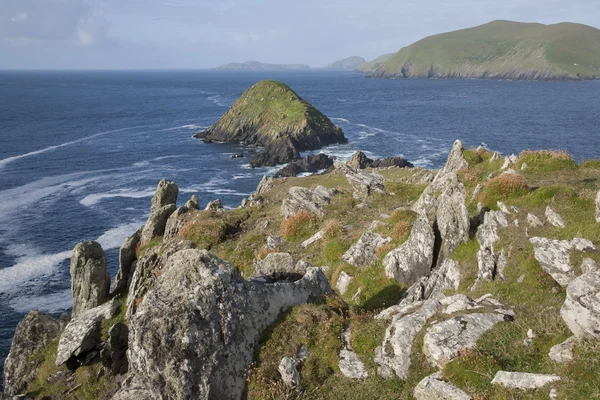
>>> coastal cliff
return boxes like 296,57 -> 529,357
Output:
4,141 -> 600,399
195,80 -> 347,167
370,20 -> 600,81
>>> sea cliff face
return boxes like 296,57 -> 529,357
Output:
4,141 -> 600,399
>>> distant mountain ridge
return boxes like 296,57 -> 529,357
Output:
356,53 -> 394,73
325,56 -> 366,70
214,61 -> 310,71
369,20 -> 600,81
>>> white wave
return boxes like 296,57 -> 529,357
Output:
0,250 -> 71,294
330,117 -> 351,124
80,188 -> 156,206
0,125 -> 147,170
232,173 -> 253,180
412,157 -> 434,168
208,95 -> 229,107
9,290 -> 72,314
96,221 -> 144,250
181,177 -> 230,192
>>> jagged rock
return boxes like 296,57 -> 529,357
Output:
140,204 -> 177,244
336,271 -> 353,295
255,175 -> 275,197
528,213 -> 543,227
384,217 -> 435,285
494,210 -> 509,227
596,190 -> 600,222
560,270 -> 600,338
496,249 -> 507,280
471,183 -> 482,201
491,371 -> 561,390
440,294 -> 482,315
398,259 -> 461,307
489,152 -> 500,163
254,252 -> 297,276
476,211 -> 499,281
424,313 -> 511,368
530,237 -> 596,287
349,151 -> 372,169
116,249 -> 331,400
545,206 -> 565,228
101,322 -> 129,375
164,195 -> 200,240
150,179 -> 178,212
205,199 -> 224,211
3,312 -> 66,395
440,140 -> 469,176
497,201 -> 512,215
56,298 -> 120,367
126,239 -> 196,319
70,241 -> 110,317
279,357 -> 301,387
300,230 -> 323,248
281,186 -> 336,218
436,178 -> 470,265
501,155 -> 518,170
276,153 -> 335,177
267,235 -> 284,249
548,336 -> 576,363
348,151 -> 413,170
414,372 -> 472,400
342,231 -> 391,268
375,298 -> 441,379
339,349 -> 368,379
581,258 -> 598,274
344,168 -> 386,198
114,228 -> 142,294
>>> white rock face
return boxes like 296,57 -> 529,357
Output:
339,350 -> 368,379
423,313 -> 510,368
70,241 -> 111,317
414,372 -> 472,400
300,230 -> 323,248
560,270 -> 600,338
497,202 -> 512,215
441,294 -> 482,315
344,168 -> 386,198
281,186 -> 336,218
491,371 -> 561,390
384,217 -> 435,285
279,357 -> 301,387
375,298 -> 441,379
527,213 -> 543,227
545,206 -> 565,228
343,231 -> 391,268
476,211 -> 500,281
336,271 -> 353,295
548,336 -> 576,363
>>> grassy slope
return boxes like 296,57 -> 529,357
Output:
372,20 -> 600,80
325,57 -> 367,70
356,53 -> 394,73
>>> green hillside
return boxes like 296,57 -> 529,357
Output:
325,56 -> 367,70
356,53 -> 394,73
371,20 -> 600,80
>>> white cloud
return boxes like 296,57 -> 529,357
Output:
10,11 -> 27,23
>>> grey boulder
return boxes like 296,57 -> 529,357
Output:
281,186 -> 336,219
342,231 -> 391,268
491,371 -> 560,390
70,241 -> 110,316
414,372 -> 472,400
560,270 -> 600,338
114,228 -> 142,294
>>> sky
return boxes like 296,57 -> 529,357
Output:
1,0 -> 598,70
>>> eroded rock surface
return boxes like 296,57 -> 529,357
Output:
545,206 -> 565,229
399,259 -> 461,307
254,252 -> 297,276
342,231 -> 391,268
140,180 -> 179,244
491,371 -> 560,390
164,195 -> 200,240
281,186 -> 336,218
560,270 -> 600,338
414,372 -> 472,400
71,241 -> 110,316
548,336 -> 576,363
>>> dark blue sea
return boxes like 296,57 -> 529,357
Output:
0,70 -> 599,387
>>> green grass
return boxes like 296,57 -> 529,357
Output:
136,237 -> 163,258
517,150 -> 579,174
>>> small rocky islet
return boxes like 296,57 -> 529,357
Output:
4,83 -> 600,400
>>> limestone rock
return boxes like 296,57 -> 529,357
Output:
70,241 -> 110,316
254,252 -> 297,276
530,237 -> 596,287
440,294 -> 482,315
267,235 -> 284,249
414,372 -> 472,400
491,371 -> 560,390
344,168 -> 386,198
101,322 -> 129,375
3,312 -> 66,395
140,204 -> 177,244
476,211 -> 499,281
497,201 -> 512,215
279,357 -> 301,387
581,258 -> 598,274
281,186 -> 336,218
436,177 -> 470,265
164,195 -> 200,240
339,350 -> 368,379
545,206 -> 565,228
399,259 -> 461,307
548,336 -> 576,363
205,199 -> 224,211
342,231 -> 391,268
336,271 -> 353,295
528,213 -> 543,227
116,249 -> 331,400
56,298 -> 120,367
300,230 -> 323,248
560,270 -> 600,338
424,313 -> 510,368
439,140 -> 469,176
384,217 -> 435,285
114,228 -> 142,294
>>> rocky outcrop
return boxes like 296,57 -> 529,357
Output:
384,217 -> 435,285
70,241 -> 110,317
3,312 -> 66,395
342,231 -> 391,268
150,179 -> 178,211
255,175 -> 275,197
101,322 -> 129,375
275,153 -> 335,177
281,186 -> 337,218
164,195 -> 200,240
254,252 -> 298,276
476,211 -> 500,281
344,167 -> 386,198
279,357 -> 302,387
56,298 -> 120,368
349,151 -> 372,169
398,259 -> 461,307
414,373 -> 472,400
491,371 -> 561,390
140,180 -> 179,244
195,80 -> 347,167
338,328 -> 368,379
205,199 -> 224,211
548,336 -> 576,363
114,228 -> 142,294
348,151 -> 413,170
545,206 -> 565,228
527,213 -> 543,227
436,177 -> 470,265
116,249 -> 332,400
596,190 -> 600,222
530,237 -> 596,286
560,270 -> 600,338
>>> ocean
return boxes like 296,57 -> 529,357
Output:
0,70 -> 599,386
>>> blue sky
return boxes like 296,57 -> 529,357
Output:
1,0 -> 598,69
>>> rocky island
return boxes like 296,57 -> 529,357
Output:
4,138 -> 600,399
324,57 -> 367,70
195,80 -> 347,167
368,20 -> 600,80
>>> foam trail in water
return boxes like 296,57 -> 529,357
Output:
96,221 -> 144,250
79,188 -> 156,207
9,290 -> 72,314
0,125 -> 148,170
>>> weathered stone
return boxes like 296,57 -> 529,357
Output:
344,168 -> 386,198
440,294 -> 482,315
339,350 -> 368,379
3,312 -> 66,395
548,336 -> 576,363
494,210 -> 509,227
491,371 -> 560,390
528,213 -> 543,227
561,270 -> 600,338
164,195 -> 200,240
342,231 -> 391,268
471,183 -> 482,201
596,190 -> 600,223
300,230 -> 323,248
581,258 -> 598,274
70,241 -> 110,316
439,140 -> 469,176
255,175 -> 275,197
101,322 -> 129,375
497,201 -> 512,215
276,153 -> 335,177
279,357 -> 301,387
375,298 -> 440,379
476,211 -> 499,281
496,249 -> 507,280
436,178 -> 470,265
150,179 -> 178,213
399,259 -> 461,307
56,299 -> 120,367
205,199 -> 224,211
545,206 -> 565,228
336,271 -> 353,295
414,372 -> 472,400
116,249 -> 331,400
349,151 -> 372,169
489,152 -> 500,163
281,186 -> 336,218
254,252 -> 296,276
267,235 -> 284,250
384,217 -> 435,285
114,228 -> 142,294
140,204 -> 177,244
424,313 -> 510,368
530,237 -> 596,287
